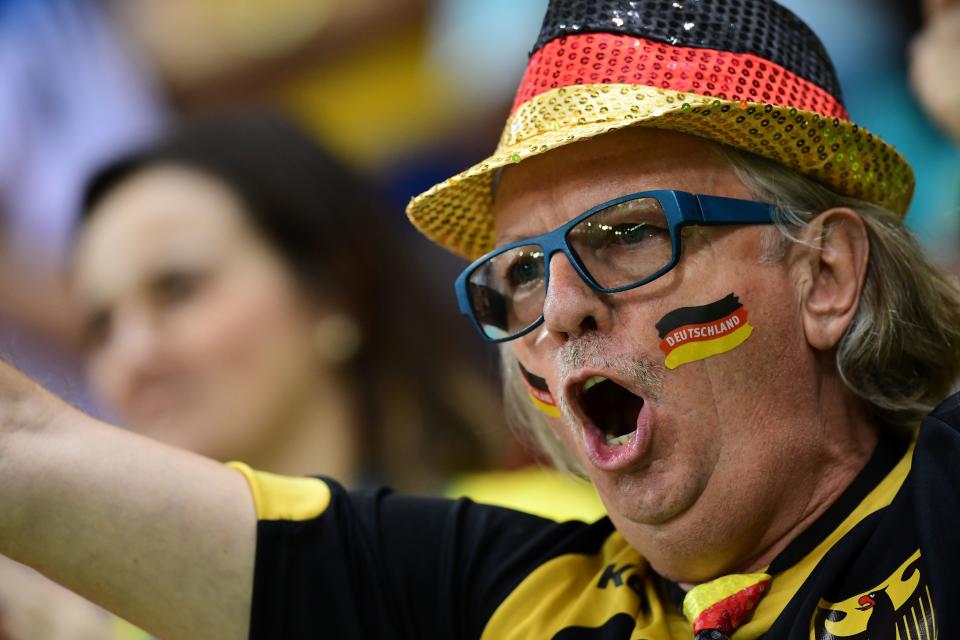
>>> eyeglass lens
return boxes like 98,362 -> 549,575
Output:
466,197 -> 673,340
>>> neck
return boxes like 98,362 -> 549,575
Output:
724,376 -> 881,578
246,374 -> 360,483
723,425 -> 878,578
676,431 -> 875,590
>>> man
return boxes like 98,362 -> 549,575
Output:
1,1 -> 959,638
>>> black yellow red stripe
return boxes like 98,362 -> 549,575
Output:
656,295 -> 754,369
519,364 -> 561,418
512,33 -> 848,120
530,0 -> 843,98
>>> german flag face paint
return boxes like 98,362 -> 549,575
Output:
656,294 -> 754,370
519,363 -> 561,418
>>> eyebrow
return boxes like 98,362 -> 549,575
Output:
494,232 -> 533,248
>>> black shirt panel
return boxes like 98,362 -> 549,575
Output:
244,392 -> 960,639
249,483 -> 613,639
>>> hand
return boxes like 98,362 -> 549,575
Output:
911,3 -> 960,142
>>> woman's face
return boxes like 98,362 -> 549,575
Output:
73,165 -> 324,462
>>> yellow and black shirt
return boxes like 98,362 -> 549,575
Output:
233,393 -> 960,639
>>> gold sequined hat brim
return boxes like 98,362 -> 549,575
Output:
406,84 -> 914,260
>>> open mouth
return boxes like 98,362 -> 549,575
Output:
579,376 -> 645,447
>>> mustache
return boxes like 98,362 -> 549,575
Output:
556,334 -> 665,419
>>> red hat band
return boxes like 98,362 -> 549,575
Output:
513,33 -> 848,121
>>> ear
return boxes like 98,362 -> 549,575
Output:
795,208 -> 870,351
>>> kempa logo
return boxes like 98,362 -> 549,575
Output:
597,563 -> 643,596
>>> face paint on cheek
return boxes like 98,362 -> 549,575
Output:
655,293 -> 754,370
518,363 -> 562,418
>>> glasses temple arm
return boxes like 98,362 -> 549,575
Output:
694,194 -> 776,225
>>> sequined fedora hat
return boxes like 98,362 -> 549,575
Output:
407,0 -> 914,259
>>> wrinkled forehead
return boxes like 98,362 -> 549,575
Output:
492,129 -> 752,245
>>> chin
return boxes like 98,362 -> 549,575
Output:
594,462 -> 707,527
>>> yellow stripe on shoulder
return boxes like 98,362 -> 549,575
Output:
227,462 -> 332,521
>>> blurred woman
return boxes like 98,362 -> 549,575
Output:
0,110 -> 597,640
911,0 -> 960,143
71,111 -> 501,489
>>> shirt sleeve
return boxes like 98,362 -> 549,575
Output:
912,394 -> 960,623
229,463 -> 590,640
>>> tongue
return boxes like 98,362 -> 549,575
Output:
606,431 -> 635,447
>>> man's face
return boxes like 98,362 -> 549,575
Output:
496,128 -> 824,577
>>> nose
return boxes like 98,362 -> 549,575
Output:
94,305 -> 163,397
541,252 -> 613,340
113,306 -> 160,363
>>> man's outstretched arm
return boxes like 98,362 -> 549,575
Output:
0,360 -> 257,640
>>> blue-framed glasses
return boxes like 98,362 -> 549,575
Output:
455,190 -> 776,342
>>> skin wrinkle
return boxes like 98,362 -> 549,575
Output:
726,145 -> 960,423
690,210 -> 875,576
708,242 -> 871,574
682,237 -> 825,573
711,359 -> 874,582
497,128 -> 878,582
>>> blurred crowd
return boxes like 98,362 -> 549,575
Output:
0,0 -> 957,637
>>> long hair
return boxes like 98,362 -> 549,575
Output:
718,145 -> 960,432
80,110 -> 502,490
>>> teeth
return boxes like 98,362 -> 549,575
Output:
582,376 -> 607,392
605,431 -> 635,447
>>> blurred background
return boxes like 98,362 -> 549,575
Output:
0,0 -> 957,416
0,0 -> 957,637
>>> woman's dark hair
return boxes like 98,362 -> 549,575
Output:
83,111 -> 378,306
80,110 -> 502,490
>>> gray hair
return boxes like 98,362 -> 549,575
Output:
721,146 -> 960,431
501,142 -> 960,472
